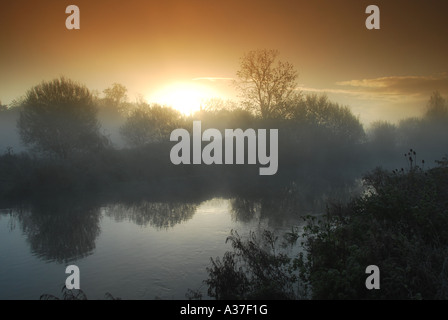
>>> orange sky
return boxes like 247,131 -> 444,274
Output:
1,0 -> 447,124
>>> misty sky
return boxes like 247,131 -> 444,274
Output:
1,0 -> 447,125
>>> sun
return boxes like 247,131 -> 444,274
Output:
150,82 -> 218,115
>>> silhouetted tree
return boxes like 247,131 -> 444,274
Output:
234,49 -> 299,119
102,83 -> 130,114
397,117 -> 421,147
17,77 -> 105,158
425,91 -> 447,120
120,104 -> 183,147
368,120 -> 398,163
193,98 -> 255,131
200,98 -> 240,113
292,94 -> 365,143
369,120 -> 397,145
103,83 -> 127,105
0,100 -> 7,112
396,93 -> 448,163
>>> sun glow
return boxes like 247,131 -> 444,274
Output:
150,82 -> 218,115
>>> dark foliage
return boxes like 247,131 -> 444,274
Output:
17,77 -> 107,159
297,157 -> 448,299
202,155 -> 448,300
206,230 -> 296,299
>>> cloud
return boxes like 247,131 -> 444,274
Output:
298,74 -> 448,125
335,73 -> 448,98
297,86 -> 360,95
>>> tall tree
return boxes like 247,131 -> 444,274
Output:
17,77 -> 105,158
234,49 -> 299,119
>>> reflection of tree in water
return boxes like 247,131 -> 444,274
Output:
230,197 -> 261,223
105,201 -> 197,229
13,200 -> 101,263
230,180 -> 361,226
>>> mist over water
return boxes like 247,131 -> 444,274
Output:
0,77 -> 447,300
0,187 -> 339,299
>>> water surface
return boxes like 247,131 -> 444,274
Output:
0,197 -> 307,300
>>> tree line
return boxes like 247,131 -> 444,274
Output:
0,49 -> 447,201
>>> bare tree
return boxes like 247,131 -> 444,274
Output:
234,49 -> 299,119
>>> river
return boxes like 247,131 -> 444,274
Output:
0,196 -> 311,300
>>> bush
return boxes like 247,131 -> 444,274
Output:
205,230 -> 298,300
297,157 -> 448,299
203,155 -> 448,300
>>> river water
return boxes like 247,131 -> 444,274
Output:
0,197 -> 311,300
